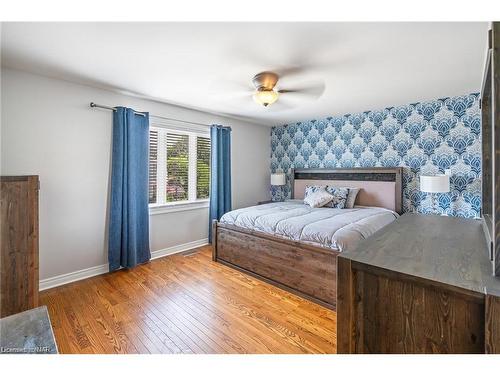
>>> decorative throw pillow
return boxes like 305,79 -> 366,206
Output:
344,187 -> 361,208
304,185 -> 326,201
324,187 -> 350,209
303,188 -> 334,208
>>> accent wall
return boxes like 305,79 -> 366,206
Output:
270,93 -> 481,218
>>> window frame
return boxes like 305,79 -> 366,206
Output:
148,118 -> 210,215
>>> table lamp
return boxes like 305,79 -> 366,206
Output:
271,173 -> 286,202
420,174 -> 450,215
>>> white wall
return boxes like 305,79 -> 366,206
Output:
0,68 -> 270,281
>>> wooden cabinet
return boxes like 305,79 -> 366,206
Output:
485,294 -> 500,353
337,214 -> 500,354
0,176 -> 39,318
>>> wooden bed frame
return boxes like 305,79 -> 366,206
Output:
212,167 -> 403,310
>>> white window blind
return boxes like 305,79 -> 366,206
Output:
148,129 -> 158,204
149,125 -> 210,207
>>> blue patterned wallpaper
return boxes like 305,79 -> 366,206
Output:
270,93 -> 482,218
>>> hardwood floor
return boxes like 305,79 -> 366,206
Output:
40,246 -> 337,354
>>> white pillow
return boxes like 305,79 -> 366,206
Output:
304,185 -> 326,200
303,188 -> 334,208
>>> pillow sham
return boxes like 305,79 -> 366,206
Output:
303,188 -> 334,208
324,186 -> 349,209
344,187 -> 361,208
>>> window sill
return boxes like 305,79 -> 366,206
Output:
149,200 -> 209,215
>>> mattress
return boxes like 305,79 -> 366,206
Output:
219,200 -> 399,252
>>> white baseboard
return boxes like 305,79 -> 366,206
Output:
39,263 -> 110,292
150,238 -> 208,260
39,238 -> 209,291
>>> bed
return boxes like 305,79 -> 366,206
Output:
212,167 -> 403,310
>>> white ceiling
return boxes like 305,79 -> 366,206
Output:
1,22 -> 488,126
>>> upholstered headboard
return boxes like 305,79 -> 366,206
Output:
291,168 -> 403,214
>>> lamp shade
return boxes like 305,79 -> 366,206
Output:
270,173 -> 286,186
420,175 -> 450,193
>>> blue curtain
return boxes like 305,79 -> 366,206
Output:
108,107 -> 150,271
209,125 -> 232,242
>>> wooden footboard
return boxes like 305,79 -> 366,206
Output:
212,220 -> 339,309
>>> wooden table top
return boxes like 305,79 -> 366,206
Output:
340,213 -> 500,297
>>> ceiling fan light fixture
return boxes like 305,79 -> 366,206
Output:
253,89 -> 279,107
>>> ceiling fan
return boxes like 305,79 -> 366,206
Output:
250,71 -> 324,107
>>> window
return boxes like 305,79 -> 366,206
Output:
166,133 -> 189,202
148,129 -> 158,204
196,136 -> 210,199
148,124 -> 210,212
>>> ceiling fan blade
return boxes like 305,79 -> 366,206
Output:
274,64 -> 314,79
262,97 -> 298,112
277,82 -> 325,98
209,72 -> 254,92
216,80 -> 254,92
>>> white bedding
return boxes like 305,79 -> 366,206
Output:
219,200 -> 399,252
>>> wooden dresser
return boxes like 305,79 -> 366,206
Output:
337,213 -> 500,354
0,175 -> 39,318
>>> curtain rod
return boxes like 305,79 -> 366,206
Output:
89,102 -> 211,128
